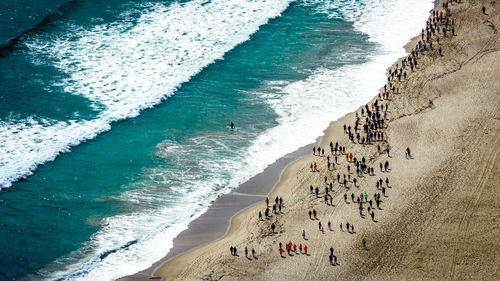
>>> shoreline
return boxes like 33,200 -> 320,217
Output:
118,142 -> 315,281
121,0 -> 500,280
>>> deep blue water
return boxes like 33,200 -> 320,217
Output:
0,0 -> 433,280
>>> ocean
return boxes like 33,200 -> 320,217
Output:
0,0 -> 433,280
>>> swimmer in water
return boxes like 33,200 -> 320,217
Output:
230,122 -> 234,130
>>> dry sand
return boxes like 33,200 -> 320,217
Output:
150,1 -> 500,280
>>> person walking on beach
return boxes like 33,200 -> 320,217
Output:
245,246 -> 248,258
302,229 -> 306,240
230,246 -> 234,256
304,245 -> 308,254
265,197 -> 269,207
363,238 -> 367,249
252,248 -> 256,258
313,209 -> 317,219
271,223 -> 276,233
309,210 -> 312,219
258,211 -> 262,220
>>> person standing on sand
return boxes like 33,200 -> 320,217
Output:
279,247 -> 283,257
245,246 -> 248,258
252,248 -> 256,258
363,238 -> 367,249
299,244 -> 303,253
302,229 -> 306,239
230,246 -> 234,256
340,223 -> 343,231
304,245 -> 308,254
258,211 -> 262,220
309,210 -> 312,219
271,223 -> 275,233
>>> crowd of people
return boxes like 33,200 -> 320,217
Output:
228,0 -> 459,267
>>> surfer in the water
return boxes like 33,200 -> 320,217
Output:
230,122 -> 235,130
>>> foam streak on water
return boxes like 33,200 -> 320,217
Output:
0,0 -> 294,188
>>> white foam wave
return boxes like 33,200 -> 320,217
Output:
1,0 -> 294,188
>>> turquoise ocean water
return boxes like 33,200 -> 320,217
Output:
0,0 -> 433,280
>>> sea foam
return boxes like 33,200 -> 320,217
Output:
1,0 -> 294,189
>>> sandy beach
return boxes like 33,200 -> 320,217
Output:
126,0 -> 500,280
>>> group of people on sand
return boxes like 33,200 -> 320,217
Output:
258,196 -> 285,220
230,246 -> 257,259
225,0 -> 464,269
278,241 -> 309,257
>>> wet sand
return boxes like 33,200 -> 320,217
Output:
118,144 -> 313,281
